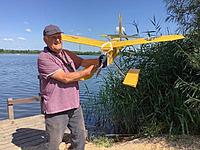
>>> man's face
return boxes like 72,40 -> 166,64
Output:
44,33 -> 62,53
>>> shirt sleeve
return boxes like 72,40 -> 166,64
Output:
38,53 -> 61,79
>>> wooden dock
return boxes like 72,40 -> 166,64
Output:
0,96 -> 48,150
0,115 -> 46,150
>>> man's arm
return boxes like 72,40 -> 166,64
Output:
51,65 -> 97,84
65,50 -> 99,68
81,59 -> 99,68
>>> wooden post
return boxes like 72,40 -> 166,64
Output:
7,98 -> 14,120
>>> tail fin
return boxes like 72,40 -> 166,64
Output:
118,14 -> 122,35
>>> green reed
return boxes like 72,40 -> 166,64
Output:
94,0 -> 200,136
98,39 -> 200,135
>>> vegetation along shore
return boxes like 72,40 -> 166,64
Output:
0,49 -> 100,55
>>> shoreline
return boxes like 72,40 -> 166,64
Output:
0,49 -> 101,55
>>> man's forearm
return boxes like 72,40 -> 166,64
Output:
51,65 -> 96,84
81,59 -> 99,67
63,69 -> 90,83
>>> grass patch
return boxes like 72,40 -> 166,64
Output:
91,136 -> 114,148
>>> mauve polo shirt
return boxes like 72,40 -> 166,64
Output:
38,47 -> 80,114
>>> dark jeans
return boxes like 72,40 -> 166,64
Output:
45,106 -> 86,150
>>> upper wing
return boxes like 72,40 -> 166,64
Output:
62,34 -> 105,48
112,34 -> 185,48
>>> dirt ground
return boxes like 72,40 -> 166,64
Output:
84,135 -> 200,150
25,135 -> 200,150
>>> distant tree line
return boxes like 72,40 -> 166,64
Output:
0,49 -> 100,55
72,50 -> 100,55
0,49 -> 40,54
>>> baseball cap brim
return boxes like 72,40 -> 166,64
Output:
43,25 -> 63,36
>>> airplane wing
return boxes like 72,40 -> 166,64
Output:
112,34 -> 185,48
62,34 -> 105,48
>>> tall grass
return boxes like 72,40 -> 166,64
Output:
86,1 -> 200,135
98,38 -> 200,135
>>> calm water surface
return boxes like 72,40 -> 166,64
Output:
0,54 -> 105,120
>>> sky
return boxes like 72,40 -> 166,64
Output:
0,0 -> 178,52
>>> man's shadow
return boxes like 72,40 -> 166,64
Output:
12,128 -> 48,150
12,128 -> 71,150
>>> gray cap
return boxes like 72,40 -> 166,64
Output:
43,24 -> 63,36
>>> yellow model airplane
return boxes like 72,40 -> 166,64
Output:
61,15 -> 185,87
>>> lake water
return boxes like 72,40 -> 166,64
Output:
0,54 -> 105,120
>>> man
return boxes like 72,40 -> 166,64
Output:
38,24 -> 99,150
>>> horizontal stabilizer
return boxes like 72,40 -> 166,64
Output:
101,34 -> 138,39
123,69 -> 140,87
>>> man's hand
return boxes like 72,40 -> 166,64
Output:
86,64 -> 98,75
99,54 -> 107,68
79,64 -> 98,81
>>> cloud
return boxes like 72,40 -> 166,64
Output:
26,29 -> 31,32
24,21 -> 29,25
88,28 -> 92,32
3,38 -> 14,41
76,33 -> 82,35
18,37 -> 26,40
